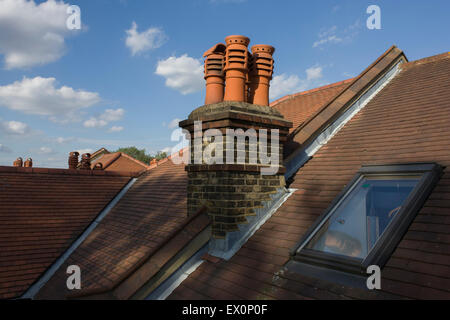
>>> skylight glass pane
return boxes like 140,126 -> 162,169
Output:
305,176 -> 420,259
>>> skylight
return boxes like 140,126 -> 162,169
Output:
292,163 -> 443,274
304,176 -> 419,259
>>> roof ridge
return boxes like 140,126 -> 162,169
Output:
402,51 -> 450,69
270,78 -> 355,107
146,147 -> 189,171
0,165 -> 138,177
286,45 -> 405,148
118,152 -> 150,169
97,152 -> 121,170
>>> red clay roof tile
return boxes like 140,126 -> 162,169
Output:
169,51 -> 450,300
0,167 -> 131,299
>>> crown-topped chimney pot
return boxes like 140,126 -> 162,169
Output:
223,35 -> 250,102
248,44 -> 275,106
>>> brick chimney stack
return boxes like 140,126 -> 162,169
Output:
24,158 -> 33,168
68,152 -> 79,169
181,35 -> 292,243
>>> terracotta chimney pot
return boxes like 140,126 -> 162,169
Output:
203,43 -> 226,105
80,153 -> 91,170
13,157 -> 23,167
248,44 -> 275,106
24,158 -> 33,168
150,159 -> 157,166
68,151 -> 79,169
223,35 -> 250,102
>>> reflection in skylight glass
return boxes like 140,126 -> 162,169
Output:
305,177 -> 420,259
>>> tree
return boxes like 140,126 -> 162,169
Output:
154,151 -> 168,161
114,147 -> 168,164
114,146 -> 152,164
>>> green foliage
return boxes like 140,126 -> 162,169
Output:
154,151 -> 168,161
113,146 -> 167,164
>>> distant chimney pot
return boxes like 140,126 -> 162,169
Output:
93,163 -> 103,170
24,158 -> 33,168
80,153 -> 91,170
13,157 -> 23,167
68,151 -> 79,169
150,159 -> 157,166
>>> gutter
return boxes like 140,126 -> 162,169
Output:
21,177 -> 138,299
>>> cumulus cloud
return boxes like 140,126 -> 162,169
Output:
0,120 -> 29,135
306,66 -> 323,81
167,118 -> 181,129
270,74 -> 302,100
108,126 -> 124,133
55,136 -> 74,144
76,148 -> 93,155
270,66 -> 324,100
0,77 -> 101,123
125,21 -> 167,56
0,0 -> 76,69
38,146 -> 53,154
0,144 -> 12,153
84,108 -> 125,128
155,54 -> 204,94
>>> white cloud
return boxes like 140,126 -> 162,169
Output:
38,146 -> 53,154
1,120 -> 29,135
108,126 -> 124,133
76,148 -> 93,155
84,108 -> 125,128
313,21 -> 361,48
167,118 -> 181,129
125,21 -> 167,56
0,77 -> 101,123
270,65 -> 324,100
55,136 -> 74,144
0,0 -> 76,69
306,66 -> 323,81
0,144 -> 12,153
155,54 -> 204,94
270,74 -> 302,100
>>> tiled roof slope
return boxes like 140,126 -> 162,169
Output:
271,79 -> 353,133
91,152 -> 149,172
169,52 -> 450,300
0,167 -> 131,299
36,159 -> 191,299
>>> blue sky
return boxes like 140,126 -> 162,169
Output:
0,0 -> 449,167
